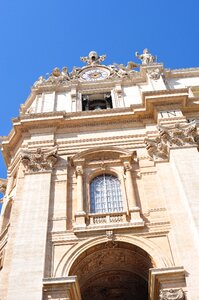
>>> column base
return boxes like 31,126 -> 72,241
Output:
129,207 -> 144,226
74,211 -> 86,228
43,276 -> 81,300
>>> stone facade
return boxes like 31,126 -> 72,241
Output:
1,50 -> 199,299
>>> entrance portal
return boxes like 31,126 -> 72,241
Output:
69,241 -> 154,300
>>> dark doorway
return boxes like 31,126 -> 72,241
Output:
69,241 -> 154,300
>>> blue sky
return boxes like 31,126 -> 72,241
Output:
0,0 -> 198,183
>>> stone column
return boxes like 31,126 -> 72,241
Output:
76,165 -> 84,213
2,171 -> 53,300
74,160 -> 86,228
121,155 -> 144,225
123,161 -> 137,208
43,276 -> 82,300
0,148 -> 58,300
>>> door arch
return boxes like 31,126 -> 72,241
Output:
69,241 -> 155,300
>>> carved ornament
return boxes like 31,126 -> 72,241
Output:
33,50 -> 142,88
21,147 -> 58,172
0,180 -> 7,195
145,122 -> 199,161
159,288 -> 185,300
147,68 -> 162,80
159,122 -> 198,147
145,136 -> 169,161
80,50 -> 106,66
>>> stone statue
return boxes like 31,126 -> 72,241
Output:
47,67 -> 61,83
135,48 -> 156,65
61,67 -> 70,80
70,66 -> 81,80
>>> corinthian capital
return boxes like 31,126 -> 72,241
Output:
21,147 -> 58,173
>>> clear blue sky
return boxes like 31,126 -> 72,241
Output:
0,0 -> 198,182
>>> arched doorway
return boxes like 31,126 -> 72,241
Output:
69,241 -> 155,300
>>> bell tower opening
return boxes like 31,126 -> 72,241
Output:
82,92 -> 112,111
69,241 -> 154,300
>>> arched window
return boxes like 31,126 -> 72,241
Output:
90,174 -> 123,213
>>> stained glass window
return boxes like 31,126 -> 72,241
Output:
90,174 -> 123,213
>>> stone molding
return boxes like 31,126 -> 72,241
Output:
21,146 -> 58,173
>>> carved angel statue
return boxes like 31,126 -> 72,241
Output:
135,48 -> 156,65
61,67 -> 70,80
80,51 -> 106,65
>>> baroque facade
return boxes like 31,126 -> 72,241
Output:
0,49 -> 199,299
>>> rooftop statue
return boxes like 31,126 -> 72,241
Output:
80,51 -> 106,65
135,48 -> 156,65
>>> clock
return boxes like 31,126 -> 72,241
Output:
80,67 -> 110,81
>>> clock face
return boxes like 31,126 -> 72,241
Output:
80,67 -> 110,81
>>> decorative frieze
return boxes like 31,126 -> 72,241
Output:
21,147 -> 58,173
159,288 -> 185,300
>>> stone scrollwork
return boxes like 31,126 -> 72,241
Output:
145,122 -> 199,161
21,147 -> 58,172
159,288 -> 185,300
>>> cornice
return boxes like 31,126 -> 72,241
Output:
165,67 -> 199,78
2,88 -> 199,166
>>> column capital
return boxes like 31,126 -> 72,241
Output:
76,165 -> 83,176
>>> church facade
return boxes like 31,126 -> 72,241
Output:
0,50 -> 199,299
